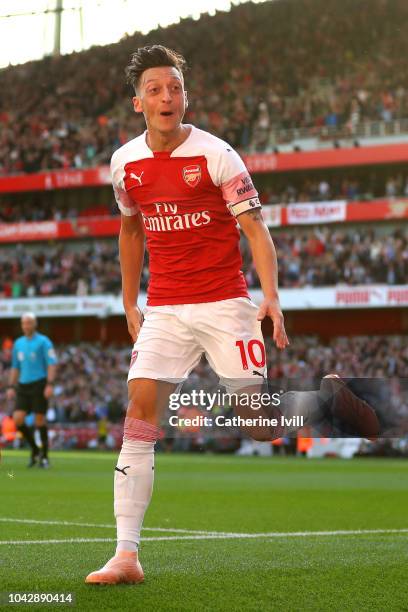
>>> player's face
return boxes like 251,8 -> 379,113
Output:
21,317 -> 36,336
132,66 -> 187,134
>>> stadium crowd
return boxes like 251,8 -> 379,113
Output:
0,242 -> 124,298
2,173 -> 408,223
0,199 -> 116,223
1,226 -> 405,298
242,226 -> 408,288
1,0 -> 408,173
1,335 -> 407,426
261,174 -> 408,205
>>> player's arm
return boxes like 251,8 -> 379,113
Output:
111,151 -> 145,342
218,144 -> 288,350
238,209 -> 289,350
119,212 -> 145,342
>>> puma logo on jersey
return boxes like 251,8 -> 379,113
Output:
130,171 -> 144,185
115,465 -> 131,476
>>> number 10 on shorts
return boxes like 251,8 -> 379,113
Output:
235,339 -> 266,370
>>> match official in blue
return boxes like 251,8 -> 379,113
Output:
6,312 -> 57,468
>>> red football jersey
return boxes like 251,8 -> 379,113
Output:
111,125 -> 261,306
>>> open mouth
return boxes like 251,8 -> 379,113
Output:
160,111 -> 173,116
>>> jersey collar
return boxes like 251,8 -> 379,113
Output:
144,124 -> 194,158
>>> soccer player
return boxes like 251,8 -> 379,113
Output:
6,312 -> 57,468
85,46 -> 378,585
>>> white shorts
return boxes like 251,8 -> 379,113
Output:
128,297 -> 266,390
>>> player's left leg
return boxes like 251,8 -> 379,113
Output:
193,298 -> 277,439
267,376 -> 380,438
32,381 -> 50,468
194,298 -> 327,440
319,375 -> 380,438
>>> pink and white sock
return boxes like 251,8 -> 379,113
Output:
114,417 -> 159,555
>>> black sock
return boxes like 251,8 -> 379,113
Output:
39,426 -> 49,458
18,424 -> 39,454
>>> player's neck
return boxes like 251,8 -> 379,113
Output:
146,124 -> 191,153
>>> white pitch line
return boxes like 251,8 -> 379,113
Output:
140,528 -> 408,541
1,528 -> 408,545
0,538 -> 116,545
1,518 -> 408,540
0,518 -> 218,535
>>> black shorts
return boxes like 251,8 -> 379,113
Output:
16,379 -> 48,415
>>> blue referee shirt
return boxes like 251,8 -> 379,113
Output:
11,333 -> 57,384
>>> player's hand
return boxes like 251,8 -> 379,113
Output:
44,384 -> 54,399
6,387 -> 16,401
257,298 -> 289,350
125,305 -> 144,342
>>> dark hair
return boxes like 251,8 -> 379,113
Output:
125,45 -> 187,93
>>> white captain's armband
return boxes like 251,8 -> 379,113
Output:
227,197 -> 262,218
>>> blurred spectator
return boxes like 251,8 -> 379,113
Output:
0,198 -> 117,223
0,225 -> 406,298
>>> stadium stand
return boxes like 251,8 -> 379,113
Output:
2,171 -> 408,222
1,0 -> 408,173
0,225 -> 406,298
242,225 -> 408,288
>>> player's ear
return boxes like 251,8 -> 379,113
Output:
132,95 -> 143,114
184,90 -> 188,108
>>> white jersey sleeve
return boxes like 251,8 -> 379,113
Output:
110,148 -> 140,217
216,145 -> 261,218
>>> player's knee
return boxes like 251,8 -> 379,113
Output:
127,379 -> 162,424
126,398 -> 155,424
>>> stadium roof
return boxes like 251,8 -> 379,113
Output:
0,0 -> 268,68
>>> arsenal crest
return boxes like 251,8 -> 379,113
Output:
182,164 -> 201,188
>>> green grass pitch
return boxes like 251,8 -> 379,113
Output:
1,450 -> 407,611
